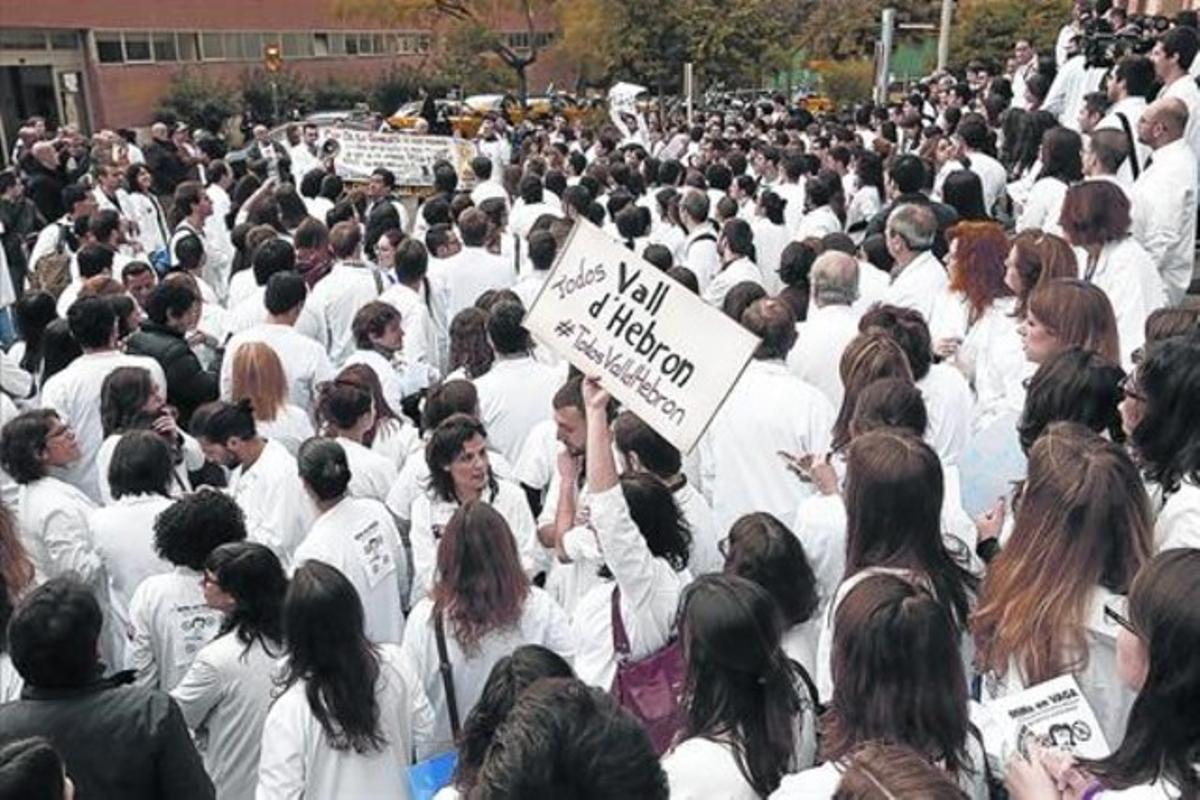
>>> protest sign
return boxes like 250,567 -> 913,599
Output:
523,220 -> 760,453
975,674 -> 1111,770
320,128 -> 477,188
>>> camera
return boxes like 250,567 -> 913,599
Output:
1079,13 -> 1158,69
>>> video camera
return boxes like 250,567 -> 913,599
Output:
1079,12 -> 1164,70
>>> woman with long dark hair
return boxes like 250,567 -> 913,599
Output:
1015,126 -> 1081,233
95,365 -> 203,504
171,541 -> 286,800
663,574 -> 817,798
1006,549 -> 1200,800
122,162 -> 170,262
446,645 -> 574,798
1121,333 -> 1200,552
723,512 -> 822,676
408,413 -> 538,599
9,291 -> 57,388
400,500 -> 573,751
258,560 -> 435,798
294,438 -> 406,644
1021,279 -> 1121,366
751,190 -> 790,293
814,429 -> 977,702
845,151 -> 884,236
777,574 -> 986,798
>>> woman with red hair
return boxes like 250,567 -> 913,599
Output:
930,221 -> 1025,431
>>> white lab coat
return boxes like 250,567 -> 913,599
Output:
473,354 -> 563,464
256,645 -> 436,800
700,360 -> 836,534
293,496 -> 407,644
1130,139 -> 1198,307
334,436 -> 399,506
674,481 -> 723,576
221,323 -> 337,416
378,282 -> 439,380
224,287 -> 329,350
384,442 -> 514,524
438,246 -> 515,322
701,256 -> 765,308
751,218 -> 790,295
681,224 -> 721,290
795,205 -> 842,241
787,303 -> 863,410
256,405 -> 315,457
881,251 -> 948,323
408,478 -> 541,600
570,485 -> 692,690
90,493 -> 174,664
228,439 -> 314,569
1078,237 -> 1164,370
16,475 -> 102,587
1154,479 -> 1200,552
1095,96 -> 1151,186
40,351 -> 166,502
127,566 -> 223,692
171,634 -> 282,800
665,721 -> 817,800
306,260 -> 386,365
918,362 -> 975,467
1159,73 -> 1200,165
400,588 -> 575,750
1015,176 -> 1068,235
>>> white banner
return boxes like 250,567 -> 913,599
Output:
608,81 -> 646,116
523,220 -> 759,453
319,128 -> 477,188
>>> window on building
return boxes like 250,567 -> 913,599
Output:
152,33 -> 178,62
123,31 -> 152,62
327,32 -> 346,55
0,30 -> 48,50
282,33 -> 313,58
357,33 -> 374,55
177,32 -> 200,61
223,32 -> 243,60
345,34 -> 359,55
49,31 -> 79,50
238,33 -> 261,61
95,32 -> 124,63
417,34 -> 431,53
200,32 -> 224,60
506,31 -> 530,50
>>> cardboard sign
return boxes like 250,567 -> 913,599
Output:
975,674 -> 1111,770
320,128 -> 477,188
523,220 -> 759,453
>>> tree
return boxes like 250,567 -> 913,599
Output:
790,0 -> 936,61
950,0 -> 1071,71
338,0 -> 555,103
156,69 -> 239,134
555,0 -> 785,94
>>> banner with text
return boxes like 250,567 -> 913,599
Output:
523,220 -> 759,453
320,128 -> 477,188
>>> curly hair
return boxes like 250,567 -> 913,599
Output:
154,490 -> 248,570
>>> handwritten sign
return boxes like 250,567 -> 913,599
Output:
974,675 -> 1110,773
524,220 -> 759,453
320,128 -> 477,188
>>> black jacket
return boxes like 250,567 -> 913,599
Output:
125,321 -> 219,428
0,672 -> 214,800
143,138 -> 191,198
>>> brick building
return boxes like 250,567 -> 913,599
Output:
0,0 -> 564,163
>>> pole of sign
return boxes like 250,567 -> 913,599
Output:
684,62 -> 694,126
264,44 -> 282,124
937,0 -> 954,72
876,8 -> 895,106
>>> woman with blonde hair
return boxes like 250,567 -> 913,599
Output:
1021,278 -> 1121,367
973,422 -> 1153,745
228,342 -> 312,456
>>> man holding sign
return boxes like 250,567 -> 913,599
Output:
523,219 -> 759,457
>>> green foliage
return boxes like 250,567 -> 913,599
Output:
818,58 -> 875,106
155,69 -> 239,134
950,0 -> 1072,71
369,64 -> 452,113
794,0 -> 938,61
240,68 -> 314,125
437,25 -> 518,95
311,79 -> 370,110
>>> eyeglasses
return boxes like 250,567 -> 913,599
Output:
1119,374 -> 1147,402
1104,603 -> 1136,635
46,424 -> 73,440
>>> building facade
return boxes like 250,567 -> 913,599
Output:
1,0 -> 563,162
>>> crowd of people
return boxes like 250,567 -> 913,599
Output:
0,1 -> 1198,798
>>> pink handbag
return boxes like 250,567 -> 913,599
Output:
609,586 -> 686,756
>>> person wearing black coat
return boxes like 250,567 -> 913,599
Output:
0,577 -> 215,800
124,279 -> 219,429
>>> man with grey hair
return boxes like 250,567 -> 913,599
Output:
881,203 -> 946,322
1131,97 -> 1197,306
787,251 -> 862,408
680,189 -> 720,290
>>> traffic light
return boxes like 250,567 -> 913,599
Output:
264,43 -> 283,73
